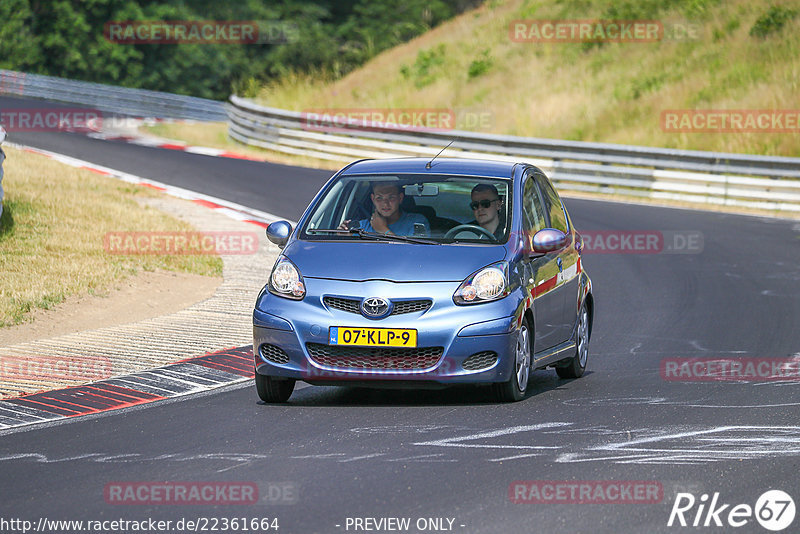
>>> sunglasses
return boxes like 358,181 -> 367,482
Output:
469,199 -> 499,210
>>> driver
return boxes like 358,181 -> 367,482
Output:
467,184 -> 505,240
341,182 -> 430,236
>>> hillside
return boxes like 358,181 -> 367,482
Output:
256,0 -> 800,156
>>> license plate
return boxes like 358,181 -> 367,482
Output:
329,327 -> 417,348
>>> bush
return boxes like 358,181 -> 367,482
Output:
467,49 -> 492,79
401,44 -> 447,88
750,5 -> 797,38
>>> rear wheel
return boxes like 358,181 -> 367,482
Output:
255,373 -> 295,403
493,317 -> 531,402
556,303 -> 589,379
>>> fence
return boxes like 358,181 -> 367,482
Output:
227,95 -> 800,213
0,125 -> 5,218
0,70 -> 225,122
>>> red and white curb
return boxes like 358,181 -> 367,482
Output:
87,130 -> 267,161
6,142 -> 295,227
0,347 -> 255,433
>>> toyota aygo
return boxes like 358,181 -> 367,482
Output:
253,158 -> 593,402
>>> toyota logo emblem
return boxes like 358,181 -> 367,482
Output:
361,297 -> 390,318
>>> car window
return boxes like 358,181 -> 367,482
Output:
522,174 -> 547,234
301,174 -> 512,243
306,180 -> 350,230
534,173 -> 568,233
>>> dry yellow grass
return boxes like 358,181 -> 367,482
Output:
257,0 -> 800,157
0,146 -> 222,327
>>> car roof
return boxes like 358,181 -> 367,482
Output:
339,158 -> 520,179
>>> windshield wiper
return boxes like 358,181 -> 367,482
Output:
307,229 -> 354,234
307,228 -> 439,245
356,229 -> 440,245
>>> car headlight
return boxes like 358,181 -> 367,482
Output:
453,262 -> 509,305
268,257 -> 306,300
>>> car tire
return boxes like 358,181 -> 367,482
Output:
493,316 -> 532,402
556,303 -> 589,379
255,373 -> 295,403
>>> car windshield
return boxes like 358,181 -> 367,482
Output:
301,174 -> 512,244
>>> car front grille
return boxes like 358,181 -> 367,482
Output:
323,296 -> 432,316
462,351 -> 498,371
392,300 -> 432,314
306,343 -> 443,370
260,344 -> 290,364
323,296 -> 362,314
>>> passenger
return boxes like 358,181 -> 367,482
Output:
341,182 -> 430,236
468,184 -> 505,240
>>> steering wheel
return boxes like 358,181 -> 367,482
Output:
444,224 -> 496,241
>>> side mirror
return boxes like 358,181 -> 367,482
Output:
531,228 -> 567,254
266,220 -> 292,248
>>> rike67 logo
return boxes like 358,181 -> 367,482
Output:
668,490 -> 795,531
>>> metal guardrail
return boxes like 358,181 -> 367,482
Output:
0,125 -> 5,219
227,95 -> 800,213
0,70 -> 226,122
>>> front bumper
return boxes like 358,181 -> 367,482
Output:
253,277 -> 522,385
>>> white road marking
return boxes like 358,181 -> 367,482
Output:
413,422 -> 571,450
289,453 -> 347,459
385,454 -> 453,462
487,453 -> 545,462
339,453 -> 385,463
4,426 -> 800,467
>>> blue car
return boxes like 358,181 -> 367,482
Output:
253,158 -> 593,402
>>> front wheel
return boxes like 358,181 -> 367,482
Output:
255,373 -> 295,403
493,317 -> 532,402
556,303 -> 589,379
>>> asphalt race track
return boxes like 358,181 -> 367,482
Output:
2,96 -> 799,533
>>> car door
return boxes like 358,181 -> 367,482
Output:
521,171 -> 563,351
534,172 -> 580,343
